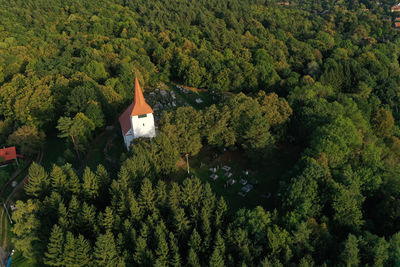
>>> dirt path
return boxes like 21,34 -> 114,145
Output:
0,208 -> 3,245
2,210 -> 7,248
0,149 -> 43,265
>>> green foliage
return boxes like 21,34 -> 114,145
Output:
25,162 -> 50,198
7,125 -> 45,156
44,225 -> 64,266
340,234 -> 359,267
310,116 -> 362,168
57,112 -> 95,156
84,61 -> 108,81
5,0 -> 400,266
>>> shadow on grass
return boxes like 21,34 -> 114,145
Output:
176,144 -> 302,212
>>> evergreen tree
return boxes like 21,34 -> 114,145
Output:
82,167 -> 99,200
215,197 -> 227,229
49,165 -> 68,197
94,231 -> 121,267
340,234 -> 359,267
44,225 -> 64,266
67,195 -> 80,229
133,235 -> 148,265
25,162 -> 49,198
74,234 -> 93,266
155,224 -> 169,266
61,163 -> 81,194
189,229 -> 202,253
187,247 -> 201,267
174,208 -> 190,237
169,232 -> 181,267
102,206 -> 115,231
96,164 -> 110,196
138,178 -> 155,214
209,247 -> 224,267
62,232 -> 77,266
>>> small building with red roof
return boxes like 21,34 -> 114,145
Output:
0,146 -> 19,165
119,77 -> 156,150
392,4 -> 400,12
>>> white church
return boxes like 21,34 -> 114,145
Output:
119,77 -> 156,150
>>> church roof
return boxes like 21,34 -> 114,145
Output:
131,77 -> 153,116
119,102 -> 134,135
119,78 -> 153,135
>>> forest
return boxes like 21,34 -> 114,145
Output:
2,0 -> 400,265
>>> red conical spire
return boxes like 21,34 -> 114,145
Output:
131,77 -> 153,116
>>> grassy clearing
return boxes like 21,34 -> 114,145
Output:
0,165 -> 14,188
85,132 -> 110,170
1,167 -> 28,203
41,136 -> 68,170
168,83 -> 211,110
177,145 -> 301,212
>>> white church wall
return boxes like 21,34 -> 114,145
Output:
131,113 -> 156,139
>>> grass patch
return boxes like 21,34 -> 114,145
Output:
177,145 -> 300,211
167,83 -> 211,110
85,132 -> 110,170
42,136 -> 68,170
85,128 -> 126,175
0,165 -> 14,188
1,167 -> 29,203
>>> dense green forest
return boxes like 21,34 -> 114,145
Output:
3,0 -> 400,265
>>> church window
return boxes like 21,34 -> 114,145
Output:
138,114 -> 147,118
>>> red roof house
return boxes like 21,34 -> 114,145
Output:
0,146 -> 17,164
392,4 -> 400,12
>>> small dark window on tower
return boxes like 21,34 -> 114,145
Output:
143,123 -> 145,126
138,114 -> 147,118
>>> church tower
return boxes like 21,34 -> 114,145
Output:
119,77 -> 156,150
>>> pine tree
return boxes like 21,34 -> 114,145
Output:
138,178 -> 155,214
67,195 -> 80,228
215,197 -> 227,229
209,231 -> 225,267
155,224 -> 169,266
168,182 -> 181,211
82,167 -> 99,200
128,190 -> 141,222
133,235 -> 147,265
103,206 -> 115,231
74,234 -> 92,266
49,165 -> 68,197
44,225 -> 64,266
169,232 -> 181,267
200,206 -> 212,252
340,234 -> 359,267
61,163 -> 80,194
189,229 -> 202,253
94,231 -> 120,267
96,164 -> 110,195
188,247 -> 201,267
58,202 -> 69,230
174,208 -> 190,236
78,202 -> 97,237
214,231 -> 225,255
62,232 -> 77,266
209,247 -> 224,267
155,180 -> 168,208
25,162 -> 49,198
